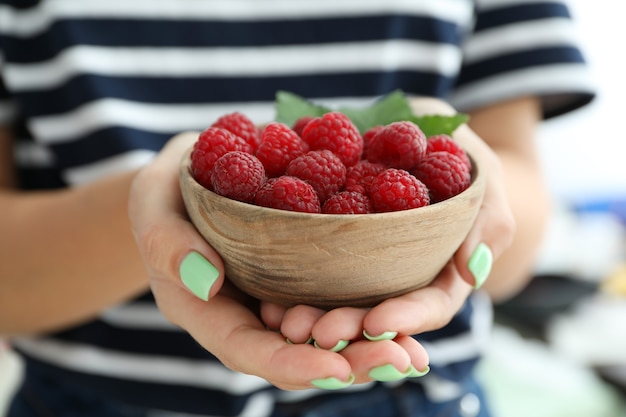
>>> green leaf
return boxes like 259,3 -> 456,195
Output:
408,113 -> 470,137
338,90 -> 414,134
274,91 -> 331,127
274,90 -> 468,137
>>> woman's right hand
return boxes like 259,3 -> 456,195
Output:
128,132 -> 434,390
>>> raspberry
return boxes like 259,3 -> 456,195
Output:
426,134 -> 471,171
292,115 -> 314,137
255,122 -> 309,178
369,168 -> 430,212
345,160 -> 386,195
367,121 -> 427,170
412,151 -> 471,203
362,125 -> 384,160
212,111 -> 261,152
286,150 -> 346,203
192,110 -> 469,214
254,176 -> 321,213
190,127 -> 254,189
301,112 -> 363,167
322,191 -> 373,214
211,151 -> 266,203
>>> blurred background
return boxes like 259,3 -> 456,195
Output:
1,0 -> 625,416
477,1 -> 626,416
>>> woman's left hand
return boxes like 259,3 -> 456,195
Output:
261,97 -> 517,384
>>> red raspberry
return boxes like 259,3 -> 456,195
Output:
286,150 -> 346,203
211,151 -> 266,203
426,134 -> 471,171
292,115 -> 314,137
190,127 -> 253,189
212,112 -> 261,152
345,160 -> 386,195
362,125 -> 384,160
367,121 -> 427,170
412,151 -> 471,203
301,112 -> 363,167
322,191 -> 373,214
254,176 -> 321,213
255,122 -> 309,178
369,168 -> 430,212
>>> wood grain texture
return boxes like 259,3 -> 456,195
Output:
180,148 -> 486,309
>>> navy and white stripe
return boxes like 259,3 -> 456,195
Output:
0,1 -> 593,187
1,1 -> 594,415
454,1 -> 592,115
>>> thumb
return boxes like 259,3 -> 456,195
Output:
129,132 -> 226,301
453,149 -> 515,291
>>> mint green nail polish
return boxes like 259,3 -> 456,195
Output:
314,339 -> 349,352
468,243 -> 493,289
407,364 -> 430,378
368,364 -> 415,382
286,336 -> 313,345
311,374 -> 355,390
363,330 -> 397,341
179,252 -> 219,301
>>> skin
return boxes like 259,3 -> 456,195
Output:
0,96 -> 548,391
0,128 -> 148,335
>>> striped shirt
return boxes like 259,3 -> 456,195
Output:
0,1 -> 594,416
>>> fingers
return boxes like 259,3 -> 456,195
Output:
259,301 -> 288,331
128,131 -> 226,301
394,335 -> 430,374
276,263 -> 473,360
281,305 -> 325,344
340,340 -> 409,383
129,133 -> 358,390
274,303 -> 430,385
363,262 -> 472,337
450,125 -> 516,289
275,305 -> 367,349
160,285 -> 353,390
454,157 -> 515,289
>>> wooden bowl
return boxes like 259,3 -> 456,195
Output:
179,148 -> 486,309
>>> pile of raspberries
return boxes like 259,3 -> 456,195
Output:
190,111 -> 471,214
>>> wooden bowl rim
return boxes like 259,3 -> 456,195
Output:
179,146 -> 486,220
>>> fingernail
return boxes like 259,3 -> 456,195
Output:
468,243 -> 493,289
314,339 -> 349,352
311,374 -> 355,390
179,252 -> 219,301
407,364 -> 430,378
363,330 -> 397,341
368,364 -> 417,382
286,336 -> 313,345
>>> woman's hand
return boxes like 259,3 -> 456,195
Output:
128,95 -> 522,390
129,132 -> 358,390
261,98 -> 517,383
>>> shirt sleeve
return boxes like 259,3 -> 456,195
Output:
451,0 -> 596,119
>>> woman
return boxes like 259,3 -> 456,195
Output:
1,1 -> 594,416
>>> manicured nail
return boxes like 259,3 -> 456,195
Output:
369,364 -> 420,382
468,243 -> 493,289
179,252 -> 219,301
363,330 -> 397,341
286,336 -> 313,345
311,374 -> 355,390
407,364 -> 430,378
314,339 -> 349,352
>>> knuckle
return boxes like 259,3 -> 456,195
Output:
137,224 -> 178,277
496,209 -> 517,249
